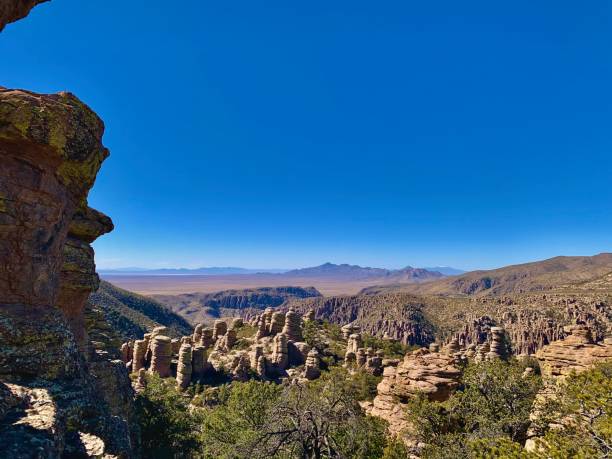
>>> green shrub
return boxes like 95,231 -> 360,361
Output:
134,373 -> 203,458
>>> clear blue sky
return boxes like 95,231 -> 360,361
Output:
2,1 -> 610,271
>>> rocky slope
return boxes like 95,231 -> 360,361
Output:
154,286 -> 321,325
88,280 -> 192,340
285,290 -> 612,355
362,253 -> 612,297
0,6 -> 137,454
283,293 -> 441,346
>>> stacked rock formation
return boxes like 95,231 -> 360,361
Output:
271,333 -> 289,370
132,339 -> 147,372
193,323 -> 204,344
535,325 -> 612,378
368,347 -> 462,435
215,328 -> 237,352
212,319 -> 228,340
365,349 -> 384,376
200,327 -> 214,348
192,346 -> 208,380
486,326 -> 508,360
303,349 -> 321,380
282,308 -> 303,342
149,335 -> 173,377
346,333 -> 362,355
269,311 -> 285,335
176,343 -> 193,390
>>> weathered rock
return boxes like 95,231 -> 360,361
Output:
191,345 -> 208,379
0,83 -> 135,456
370,348 -> 462,435
212,319 -> 228,341
255,317 -> 268,340
149,335 -> 172,377
230,317 -> 243,329
486,326 -> 508,360
176,343 -> 193,390
535,325 -> 612,378
231,352 -> 250,382
215,328 -> 237,352
256,355 -> 267,378
303,349 -> 321,380
366,350 -> 384,376
132,339 -> 146,373
341,323 -> 360,340
444,337 -> 460,355
0,0 -> 49,31
250,345 -> 264,369
193,323 -> 204,344
288,341 -> 310,366
271,333 -> 289,370
346,333 -> 362,355
200,327 -> 214,348
356,348 -> 367,367
282,308 -> 303,342
269,311 -> 285,335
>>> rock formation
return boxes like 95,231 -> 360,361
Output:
535,325 -> 612,378
149,335 -> 172,377
271,333 -> 289,371
0,0 -> 49,31
193,323 -> 204,344
200,327 -> 214,348
176,343 -> 193,390
282,308 -> 303,342
0,72 -> 135,457
369,347 -> 462,435
486,326 -> 508,360
212,319 -> 227,341
346,333 -> 362,355
215,328 -> 237,352
303,349 -> 321,380
269,311 -> 285,335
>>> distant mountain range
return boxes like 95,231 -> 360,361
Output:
99,262 -> 460,280
283,263 -> 444,282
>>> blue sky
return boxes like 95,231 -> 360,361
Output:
2,1 -> 610,271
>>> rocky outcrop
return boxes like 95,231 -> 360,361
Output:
0,0 -> 48,31
369,348 -> 462,435
535,325 -> 612,378
0,83 -> 136,456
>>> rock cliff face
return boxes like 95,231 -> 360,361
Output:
0,70 -> 136,458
